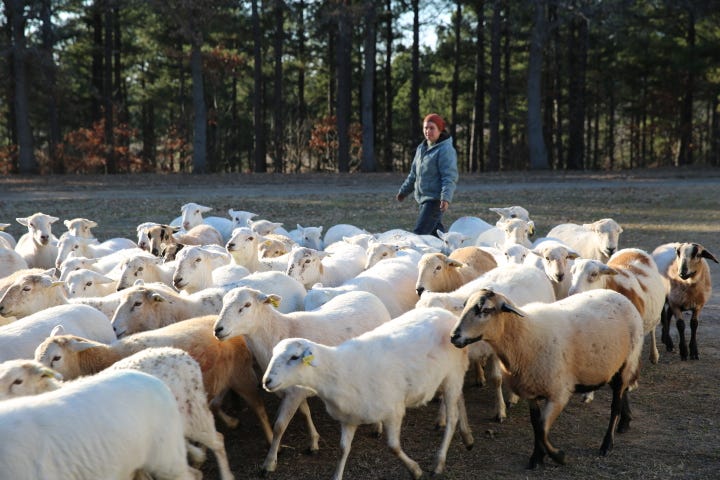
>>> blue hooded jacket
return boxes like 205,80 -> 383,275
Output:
398,133 -> 458,205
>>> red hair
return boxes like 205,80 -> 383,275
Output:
423,113 -> 446,132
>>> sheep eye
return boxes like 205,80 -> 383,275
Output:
12,379 -> 22,385
133,301 -> 142,308
248,236 -> 254,241
304,259 -> 311,264
22,286 -> 31,292
289,354 -> 300,361
195,258 -> 202,263
85,282 -> 92,287
244,302 -> 251,308
52,356 -> 61,362
382,253 -> 388,257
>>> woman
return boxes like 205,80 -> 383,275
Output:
396,113 -> 458,236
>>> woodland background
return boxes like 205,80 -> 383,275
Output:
2,0 -> 720,176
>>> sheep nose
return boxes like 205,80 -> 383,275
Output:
151,248 -> 159,256
214,326 -> 224,339
416,287 -> 425,297
183,222 -> 190,230
450,332 -> 463,346
0,305 -> 4,314
226,243 -> 235,250
606,247 -> 616,255
173,277 -> 183,287
556,273 -> 564,281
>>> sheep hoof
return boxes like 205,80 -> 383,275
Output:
259,468 -> 272,478
465,442 -> 474,451
304,447 -> 319,456
493,414 -> 506,423
690,352 -> 699,360
550,450 -> 566,465
617,420 -> 631,434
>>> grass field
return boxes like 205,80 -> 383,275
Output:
1,169 -> 719,479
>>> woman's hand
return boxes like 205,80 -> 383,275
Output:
440,200 -> 450,212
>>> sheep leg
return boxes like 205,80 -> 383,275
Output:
648,327 -> 660,364
457,393 -> 474,450
384,416 -> 423,480
297,398 -> 321,453
617,391 -> 633,434
676,316 -> 688,361
527,398 -> 568,468
433,389 -> 459,476
473,357 -> 487,386
660,302 -> 674,351
689,309 -> 700,360
209,391 -> 239,429
230,371 -> 274,444
527,399 -> 547,469
487,355 -> 507,422
600,374 -> 625,456
332,423 -> 357,480
262,391 -> 316,474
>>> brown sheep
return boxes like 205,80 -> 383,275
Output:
34,315 -> 274,441
415,246 -> 497,296
652,242 -> 718,360
146,223 -> 223,258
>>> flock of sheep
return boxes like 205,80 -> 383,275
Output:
0,201 -> 716,479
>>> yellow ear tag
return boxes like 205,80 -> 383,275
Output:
269,297 -> 281,309
263,240 -> 272,246
302,354 -> 315,366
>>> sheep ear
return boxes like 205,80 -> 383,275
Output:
68,338 -> 98,352
500,300 -> 526,317
16,217 -> 29,226
701,248 -> 719,264
50,325 -> 65,337
133,279 -> 145,286
566,249 -> 580,260
149,292 -> 167,303
446,259 -> 465,268
63,219 -> 72,228
261,293 -> 282,309
599,264 -> 619,276
301,347 -> 317,367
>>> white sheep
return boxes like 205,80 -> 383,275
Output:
0,223 -> 18,249
54,232 -> 137,268
416,263 -> 556,421
0,358 -> 63,400
228,208 -> 258,229
110,283 -> 228,337
451,288 -> 644,468
288,224 -> 324,250
286,243 -> 366,289
115,254 -> 177,290
64,268 -> 118,298
652,242 -> 718,361
304,253 -> 419,318
262,307 -> 474,480
0,246 -> 27,279
108,347 -> 234,479
364,239 -> 423,269
213,287 -> 392,474
546,218 -> 623,263
14,212 -> 59,269
415,246 -> 497,296
63,217 -> 97,238
174,202 -> 234,241
0,270 -> 163,319
0,350 -> 234,480
448,215 -> 496,246
529,238 -> 580,299
225,227 -> 266,271
322,223 -> 368,249
57,247 -> 152,280
569,248 -> 666,364
0,368 -> 199,479
0,304 -> 115,362
173,244 -> 248,293
34,315 -> 274,438
248,218 -> 290,237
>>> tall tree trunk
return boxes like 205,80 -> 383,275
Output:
335,0 -> 352,173
551,4 -> 563,169
607,84 -> 616,169
251,0 -> 266,172
91,2 -> 103,122
527,0 -> 549,169
487,0 -> 501,171
272,0 -> 285,173
710,95 -> 719,166
40,0 -> 61,173
4,5 -> 18,149
8,0 -> 37,174
501,2 -> 511,168
297,0 -> 306,122
410,0 -> 420,154
383,0 -> 394,171
566,12 -> 587,170
469,0 -> 485,173
450,1 -> 461,148
677,8 -> 695,166
360,0 -> 376,172
190,37 -> 207,173
104,3 -> 115,173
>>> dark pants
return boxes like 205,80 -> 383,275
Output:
413,200 -> 444,237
